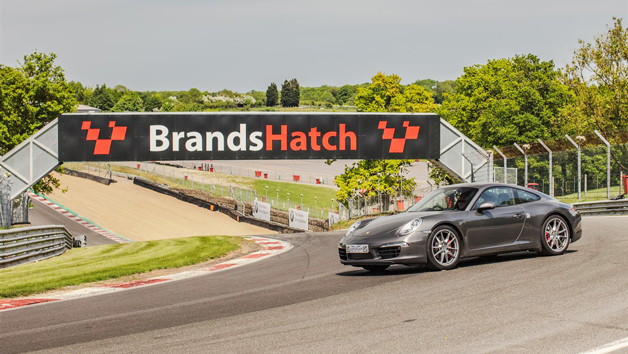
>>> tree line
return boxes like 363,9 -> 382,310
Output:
1,18 -> 625,200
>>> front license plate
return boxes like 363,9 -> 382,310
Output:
346,245 -> 369,253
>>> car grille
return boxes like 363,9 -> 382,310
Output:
347,253 -> 374,260
378,246 -> 401,259
338,248 -> 347,260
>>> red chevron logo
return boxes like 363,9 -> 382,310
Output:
81,121 -> 127,155
377,121 -> 420,153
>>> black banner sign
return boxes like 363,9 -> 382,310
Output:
57,113 -> 440,162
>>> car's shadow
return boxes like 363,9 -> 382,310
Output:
336,249 -> 578,277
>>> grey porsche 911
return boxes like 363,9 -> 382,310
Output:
338,183 -> 582,272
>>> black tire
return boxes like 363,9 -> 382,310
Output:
362,265 -> 390,272
426,225 -> 462,271
539,215 -> 570,256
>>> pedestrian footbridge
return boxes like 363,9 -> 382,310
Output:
0,113 -> 491,200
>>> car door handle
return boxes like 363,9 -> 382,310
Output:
512,213 -> 524,219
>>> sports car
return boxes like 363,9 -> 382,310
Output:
338,183 -> 582,272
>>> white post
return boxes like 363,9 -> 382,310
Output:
538,139 -> 553,197
594,130 -> 611,200
513,143 -> 527,187
493,146 -> 507,184
565,135 -> 581,200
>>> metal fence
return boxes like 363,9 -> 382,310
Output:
0,225 -> 73,268
493,135 -> 627,202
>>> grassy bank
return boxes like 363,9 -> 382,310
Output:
0,236 -> 242,298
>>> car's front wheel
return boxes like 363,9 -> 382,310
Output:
362,265 -> 390,272
539,215 -> 570,256
426,225 -> 461,271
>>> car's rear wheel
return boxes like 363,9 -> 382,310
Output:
362,265 -> 390,272
426,225 -> 461,271
539,215 -> 570,256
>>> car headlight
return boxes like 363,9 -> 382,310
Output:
346,221 -> 361,236
398,218 -> 422,236
381,241 -> 409,248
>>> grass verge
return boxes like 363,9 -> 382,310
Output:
0,236 -> 242,298
556,185 -> 625,204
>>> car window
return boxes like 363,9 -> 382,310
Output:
514,189 -> 541,204
473,187 -> 516,209
408,187 -> 478,212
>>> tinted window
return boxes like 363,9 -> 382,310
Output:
408,187 -> 478,212
473,187 -> 515,209
514,189 -> 541,204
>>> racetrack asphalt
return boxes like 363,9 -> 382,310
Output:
1,216 -> 627,353
28,197 -> 117,246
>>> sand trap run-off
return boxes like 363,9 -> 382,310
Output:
45,173 -> 275,241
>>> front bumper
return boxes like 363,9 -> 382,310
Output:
571,211 -> 583,243
339,237 -> 428,266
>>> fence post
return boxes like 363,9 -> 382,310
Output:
493,146 -> 507,184
594,130 -> 611,200
513,143 -> 528,186
538,139 -> 553,197
565,135 -> 582,200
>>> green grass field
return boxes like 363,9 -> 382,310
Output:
251,179 -> 337,211
556,185 -> 624,204
0,236 -> 241,298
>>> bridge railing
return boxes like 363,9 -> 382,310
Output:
0,225 -> 73,269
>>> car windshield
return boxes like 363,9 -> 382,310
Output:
407,187 -> 478,212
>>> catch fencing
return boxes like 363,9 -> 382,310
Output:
493,134 -> 627,202
0,225 -> 73,268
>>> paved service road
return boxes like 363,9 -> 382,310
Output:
1,217 -> 627,353
28,198 -> 117,246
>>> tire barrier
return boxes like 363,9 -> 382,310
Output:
62,168 -> 116,186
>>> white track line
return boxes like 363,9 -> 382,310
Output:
580,336 -> 628,354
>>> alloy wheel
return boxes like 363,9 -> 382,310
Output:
545,217 -> 569,252
431,229 -> 459,266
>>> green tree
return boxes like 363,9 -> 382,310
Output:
68,81 -> 92,105
336,84 -> 356,105
161,99 -> 175,112
562,17 -> 628,170
334,72 -> 423,208
355,72 -> 437,113
144,94 -> 163,112
112,92 -> 144,112
90,84 -> 117,111
334,160 -> 416,207
281,78 -> 300,107
266,83 -> 278,106
439,54 -> 572,147
413,79 -> 455,104
0,52 -> 76,194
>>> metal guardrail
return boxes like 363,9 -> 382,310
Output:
573,199 -> 628,216
0,225 -> 73,268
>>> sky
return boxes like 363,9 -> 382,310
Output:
1,0 -> 627,92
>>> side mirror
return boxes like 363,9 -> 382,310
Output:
477,201 -> 496,212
